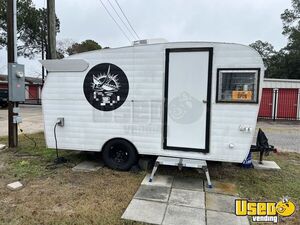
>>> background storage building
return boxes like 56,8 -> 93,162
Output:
0,74 -> 42,104
259,78 -> 300,120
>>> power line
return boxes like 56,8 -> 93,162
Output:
107,0 -> 137,40
98,0 -> 132,43
113,0 -> 140,40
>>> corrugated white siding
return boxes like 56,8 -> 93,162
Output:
42,42 -> 264,163
263,78 -> 300,89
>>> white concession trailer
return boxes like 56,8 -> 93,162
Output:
41,41 -> 264,177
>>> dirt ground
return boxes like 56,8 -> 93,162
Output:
0,133 -> 144,225
0,133 -> 299,225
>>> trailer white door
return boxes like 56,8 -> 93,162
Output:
164,48 -> 212,152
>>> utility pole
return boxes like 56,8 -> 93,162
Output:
41,37 -> 45,87
47,0 -> 57,59
41,16 -> 46,87
7,0 -> 18,147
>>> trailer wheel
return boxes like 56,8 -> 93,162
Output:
102,139 -> 138,171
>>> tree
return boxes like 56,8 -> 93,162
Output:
250,0 -> 300,79
249,40 -> 276,67
56,38 -> 75,58
281,0 -> 300,51
67,39 -> 102,55
281,0 -> 300,79
281,0 -> 300,36
0,0 -> 60,58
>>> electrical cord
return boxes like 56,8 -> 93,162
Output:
19,127 -> 37,149
54,123 -> 58,158
11,122 -> 72,169
13,125 -> 40,157
53,121 -> 67,165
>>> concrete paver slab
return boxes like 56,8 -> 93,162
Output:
122,199 -> 167,225
172,176 -> 204,191
72,161 -> 103,172
0,144 -> 6,150
252,160 -> 281,170
162,204 -> 206,225
169,188 -> 205,209
206,192 -> 237,214
205,180 -> 239,196
7,181 -> 23,190
207,210 -> 250,225
134,185 -> 170,202
141,174 -> 174,188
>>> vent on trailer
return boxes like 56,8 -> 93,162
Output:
133,38 -> 168,46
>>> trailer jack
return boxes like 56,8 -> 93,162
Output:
250,128 -> 277,164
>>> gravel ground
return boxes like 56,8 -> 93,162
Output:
255,120 -> 300,153
0,105 -> 43,137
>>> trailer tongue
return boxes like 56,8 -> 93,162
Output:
250,128 -> 277,164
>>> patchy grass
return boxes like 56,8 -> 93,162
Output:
0,133 -> 299,225
210,153 -> 300,225
0,133 -> 146,225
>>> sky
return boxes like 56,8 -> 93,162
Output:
0,0 -> 291,77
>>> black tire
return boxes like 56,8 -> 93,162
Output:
102,139 -> 138,171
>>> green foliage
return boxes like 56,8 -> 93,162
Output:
0,0 -> 60,58
249,40 -> 276,59
281,0 -> 300,36
66,39 -> 102,55
250,0 -> 300,79
249,40 -> 276,68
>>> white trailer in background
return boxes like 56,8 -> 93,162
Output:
40,41 -> 264,185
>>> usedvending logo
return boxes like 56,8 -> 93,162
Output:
83,63 -> 129,111
235,198 -> 296,223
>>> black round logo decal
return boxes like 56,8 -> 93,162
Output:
83,63 -> 129,111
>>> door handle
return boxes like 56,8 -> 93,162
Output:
203,100 -> 207,103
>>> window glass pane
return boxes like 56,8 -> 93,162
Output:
218,70 -> 258,102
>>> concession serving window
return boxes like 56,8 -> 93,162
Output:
216,68 -> 260,103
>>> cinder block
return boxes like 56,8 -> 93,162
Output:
138,158 -> 153,171
7,181 -> 23,191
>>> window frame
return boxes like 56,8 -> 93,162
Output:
216,68 -> 261,104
